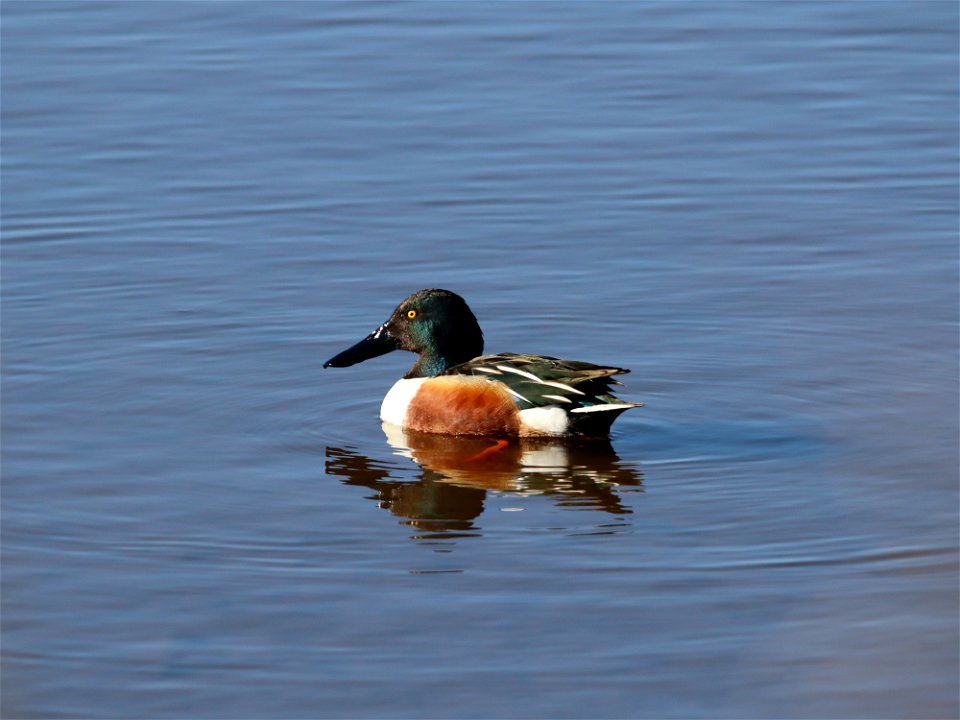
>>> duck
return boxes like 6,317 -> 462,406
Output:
323,288 -> 641,437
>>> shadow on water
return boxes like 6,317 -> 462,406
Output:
325,424 -> 643,538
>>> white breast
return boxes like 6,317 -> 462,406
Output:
380,378 -> 428,427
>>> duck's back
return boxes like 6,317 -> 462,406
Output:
440,353 -> 642,437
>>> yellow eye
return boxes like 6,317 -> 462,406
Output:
406,309 -> 417,319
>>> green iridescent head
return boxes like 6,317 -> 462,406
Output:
323,288 -> 484,378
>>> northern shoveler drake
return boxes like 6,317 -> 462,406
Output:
323,289 -> 642,437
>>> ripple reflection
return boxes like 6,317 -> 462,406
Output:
325,424 -> 643,538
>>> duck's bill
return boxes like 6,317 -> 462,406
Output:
323,325 -> 399,368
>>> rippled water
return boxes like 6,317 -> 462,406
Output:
3,2 -> 957,718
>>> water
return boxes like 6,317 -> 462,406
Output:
2,2 -> 957,718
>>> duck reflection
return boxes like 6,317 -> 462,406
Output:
325,424 -> 642,538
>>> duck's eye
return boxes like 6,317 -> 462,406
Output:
406,309 -> 417,319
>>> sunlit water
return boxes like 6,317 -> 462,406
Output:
3,2 -> 957,718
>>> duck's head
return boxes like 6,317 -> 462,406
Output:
323,288 -> 484,378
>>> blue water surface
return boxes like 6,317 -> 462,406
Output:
3,2 -> 957,718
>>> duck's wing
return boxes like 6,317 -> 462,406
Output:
444,353 -> 643,412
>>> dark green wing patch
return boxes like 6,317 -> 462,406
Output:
444,353 -> 640,411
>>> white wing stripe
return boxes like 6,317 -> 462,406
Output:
570,403 -> 639,414
502,386 -> 532,404
495,365 -> 542,382
538,380 -> 585,395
